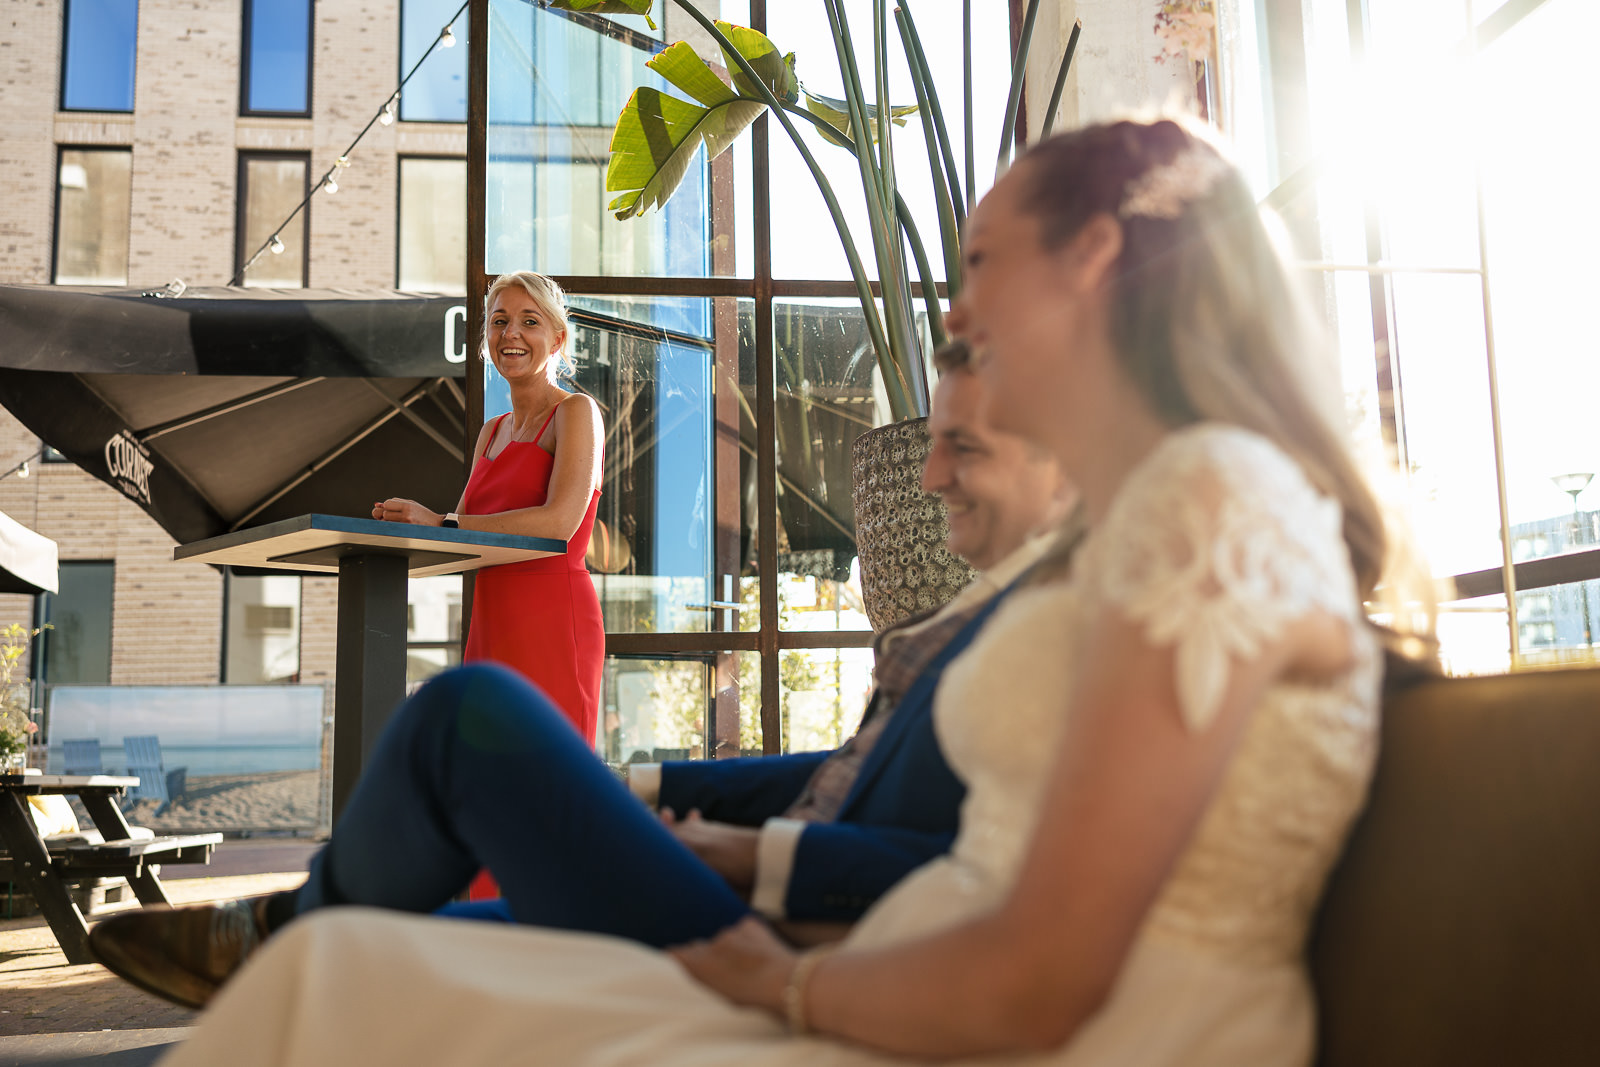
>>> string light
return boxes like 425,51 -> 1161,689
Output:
3,451 -> 40,482
229,0 -> 465,286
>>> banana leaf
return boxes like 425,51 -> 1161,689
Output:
544,0 -> 657,31
605,30 -> 792,219
801,88 -> 917,150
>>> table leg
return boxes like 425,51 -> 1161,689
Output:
79,791 -> 172,907
331,552 -> 409,821
0,792 -> 92,964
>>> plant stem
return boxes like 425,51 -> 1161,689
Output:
894,4 -> 962,297
997,0 -> 1044,176
1042,19 -> 1083,137
896,0 -> 965,231
666,0 -> 909,417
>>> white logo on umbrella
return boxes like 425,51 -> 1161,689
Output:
104,430 -> 153,505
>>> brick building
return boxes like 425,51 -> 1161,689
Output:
0,0 -> 474,813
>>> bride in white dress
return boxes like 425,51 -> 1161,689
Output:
163,118 -> 1400,1066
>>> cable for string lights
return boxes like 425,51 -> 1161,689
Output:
230,0 -> 468,286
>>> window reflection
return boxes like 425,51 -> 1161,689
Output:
225,573 -> 301,685
238,153 -> 309,288
61,0 -> 138,112
54,148 -> 131,285
399,157 -> 467,293
401,0 -> 468,122
604,656 -> 709,765
485,0 -> 723,277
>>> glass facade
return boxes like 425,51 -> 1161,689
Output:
237,153 -> 309,288
477,3 -> 1014,755
1228,0 -> 1598,670
60,0 -> 138,112
242,0 -> 312,115
54,147 -> 132,285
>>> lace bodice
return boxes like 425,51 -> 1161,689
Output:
852,424 -> 1382,973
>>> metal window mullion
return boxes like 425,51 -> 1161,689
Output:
752,0 -> 781,756
1466,0 -> 1519,665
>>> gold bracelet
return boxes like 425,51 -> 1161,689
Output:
781,944 -> 839,1035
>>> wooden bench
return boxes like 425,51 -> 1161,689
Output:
0,774 -> 222,964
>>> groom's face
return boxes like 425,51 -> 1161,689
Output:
920,369 -> 1067,571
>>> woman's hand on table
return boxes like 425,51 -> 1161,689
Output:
372,498 -> 441,526
669,916 -> 795,1015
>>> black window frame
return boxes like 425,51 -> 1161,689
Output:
58,0 -> 139,114
235,150 -> 311,288
239,0 -> 315,118
51,144 -> 134,286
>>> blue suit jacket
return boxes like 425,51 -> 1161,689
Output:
658,586 -> 1015,922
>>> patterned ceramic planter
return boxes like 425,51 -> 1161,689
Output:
850,417 -> 975,632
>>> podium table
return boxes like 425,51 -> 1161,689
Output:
176,514 -> 564,817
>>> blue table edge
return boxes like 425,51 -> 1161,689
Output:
174,513 -> 566,560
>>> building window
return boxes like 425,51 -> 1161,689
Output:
60,0 -> 138,112
241,0 -> 312,116
400,0 -> 467,122
406,575 -> 463,689
398,157 -> 466,294
38,561 -> 114,686
237,152 -> 309,288
224,572 -> 302,684
54,147 -> 132,285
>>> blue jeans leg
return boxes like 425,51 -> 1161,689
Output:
295,663 -> 750,948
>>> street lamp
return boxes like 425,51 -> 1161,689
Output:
1552,472 -> 1595,649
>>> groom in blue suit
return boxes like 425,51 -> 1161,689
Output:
627,346 -> 1073,928
87,349 -> 1074,1009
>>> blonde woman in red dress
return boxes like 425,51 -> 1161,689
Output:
374,271 -> 604,746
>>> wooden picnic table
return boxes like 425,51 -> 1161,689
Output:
0,772 -> 222,964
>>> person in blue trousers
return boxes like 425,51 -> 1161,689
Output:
87,344 -> 1076,1010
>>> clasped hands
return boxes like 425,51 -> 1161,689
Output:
658,808 -> 801,1018
372,498 -> 440,526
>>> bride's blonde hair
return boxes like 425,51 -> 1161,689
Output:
1018,119 -> 1433,642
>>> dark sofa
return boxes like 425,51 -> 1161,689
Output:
1311,664 -> 1600,1066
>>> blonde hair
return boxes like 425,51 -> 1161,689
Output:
484,271 -> 574,375
1017,119 -> 1395,608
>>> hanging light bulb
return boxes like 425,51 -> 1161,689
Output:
440,24 -> 456,47
15,460 -> 29,480
379,94 -> 398,126
269,234 -> 285,254
335,154 -> 350,168
323,175 -> 338,194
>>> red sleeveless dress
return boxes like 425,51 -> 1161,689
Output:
461,406 -> 604,742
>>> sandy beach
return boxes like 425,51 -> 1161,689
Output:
122,770 -> 323,833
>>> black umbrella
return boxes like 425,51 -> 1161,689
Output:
0,285 -> 470,545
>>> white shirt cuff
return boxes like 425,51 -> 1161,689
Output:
750,817 -> 808,920
627,763 -> 662,807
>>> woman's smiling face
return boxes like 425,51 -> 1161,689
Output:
486,289 -> 565,383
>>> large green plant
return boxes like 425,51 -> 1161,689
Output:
550,0 -> 1080,422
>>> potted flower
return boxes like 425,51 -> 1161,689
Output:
1,622 -> 45,774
